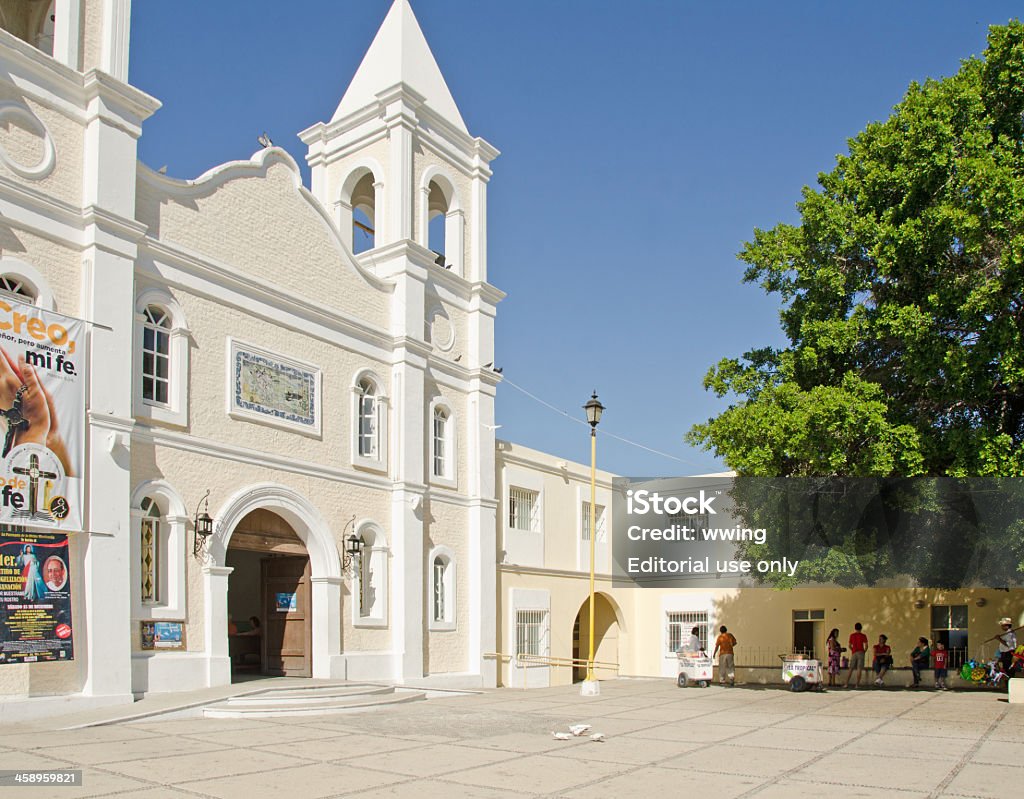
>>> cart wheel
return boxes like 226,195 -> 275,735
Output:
699,680 -> 709,688
789,676 -> 807,693
677,673 -> 688,688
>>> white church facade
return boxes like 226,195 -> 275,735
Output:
0,0 -> 503,714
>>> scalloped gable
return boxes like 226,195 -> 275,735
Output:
331,0 -> 467,132
135,150 -> 390,330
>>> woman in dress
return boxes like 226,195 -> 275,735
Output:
826,628 -> 842,687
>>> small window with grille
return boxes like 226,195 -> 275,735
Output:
667,610 -> 708,654
580,502 -> 606,542
516,609 -> 548,657
508,488 -> 538,532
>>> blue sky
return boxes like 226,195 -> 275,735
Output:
130,2 -> 1021,478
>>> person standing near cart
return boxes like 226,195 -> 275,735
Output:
678,626 -> 704,655
995,618 -> 1018,677
845,622 -> 869,689
826,628 -> 843,687
714,625 -> 737,686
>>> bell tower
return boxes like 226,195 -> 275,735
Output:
300,0 -> 498,282
300,0 -> 502,685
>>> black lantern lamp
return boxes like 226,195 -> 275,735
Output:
583,391 -> 605,434
193,490 -> 214,558
341,516 -> 363,576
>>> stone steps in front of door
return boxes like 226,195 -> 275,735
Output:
202,684 -> 425,718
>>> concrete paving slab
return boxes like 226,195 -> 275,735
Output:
627,722 -> 757,744
540,735 -> 704,766
788,751 -> 951,792
659,742 -> 820,778
256,733 -> 424,762
359,778 -> 522,798
183,761 -> 405,798
841,730 -> 977,761
28,735 -> 233,766
873,718 -> 991,739
443,752 -> 625,794
100,746 -> 313,785
450,731 -> 584,755
561,765 -> 767,798
940,762 -> 1024,798
0,777 -> 197,799
728,727 -> 865,752
179,721 -> 345,748
749,778 -> 931,799
358,742 -> 520,778
969,738 -> 1022,765
773,714 -> 883,733
0,750 -> 75,770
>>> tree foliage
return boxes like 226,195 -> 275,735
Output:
689,22 -> 1024,479
686,23 -> 1024,587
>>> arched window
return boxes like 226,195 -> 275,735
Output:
0,275 -> 35,303
140,496 -> 161,603
141,305 -> 171,405
338,165 -> 382,256
134,289 -> 189,426
353,522 -> 388,627
131,480 -> 187,620
357,378 -> 377,457
428,547 -> 456,630
419,170 -> 464,276
351,371 -> 388,471
0,260 -> 54,308
351,172 -> 376,254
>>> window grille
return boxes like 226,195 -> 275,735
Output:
142,306 -> 171,404
508,488 -> 538,531
580,502 -> 606,542
667,610 -> 708,654
357,378 -> 377,457
432,409 -> 448,477
516,609 -> 547,657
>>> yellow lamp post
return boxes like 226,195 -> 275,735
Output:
582,391 -> 604,691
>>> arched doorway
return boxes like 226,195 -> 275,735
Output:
572,593 -> 621,683
204,483 -> 344,686
226,509 -> 311,679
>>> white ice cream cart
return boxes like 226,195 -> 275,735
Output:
676,652 -> 714,688
780,654 -> 824,692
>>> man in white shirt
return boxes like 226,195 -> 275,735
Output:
678,626 -> 704,655
996,618 -> 1018,677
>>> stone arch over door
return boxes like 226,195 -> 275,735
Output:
202,483 -> 343,684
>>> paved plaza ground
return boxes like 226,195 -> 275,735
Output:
1,679 -> 1022,798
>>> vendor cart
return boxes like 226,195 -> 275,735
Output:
780,654 -> 824,692
676,651 -> 713,688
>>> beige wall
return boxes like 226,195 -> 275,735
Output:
136,161 -> 389,331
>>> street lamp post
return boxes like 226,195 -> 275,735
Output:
582,391 -> 604,694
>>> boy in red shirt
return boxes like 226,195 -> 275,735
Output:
933,641 -> 948,690
845,622 -> 869,689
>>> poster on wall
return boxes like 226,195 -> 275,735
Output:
0,297 -> 85,531
0,530 -> 73,665
140,621 -> 185,651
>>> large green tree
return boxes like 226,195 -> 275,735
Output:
686,23 -> 1024,587
689,22 -> 1024,479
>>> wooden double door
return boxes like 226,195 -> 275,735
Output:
261,556 -> 312,677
